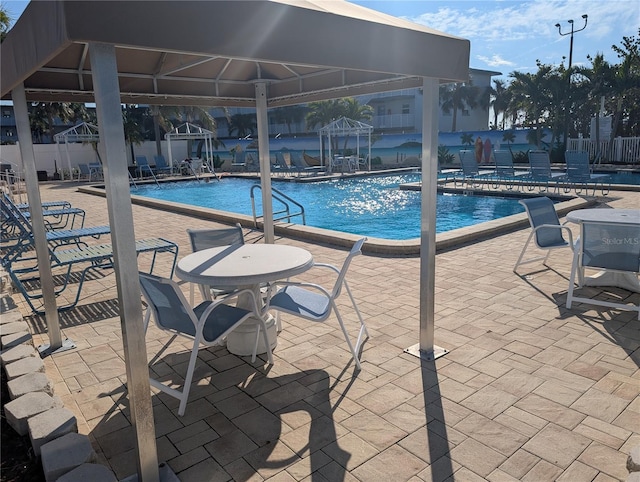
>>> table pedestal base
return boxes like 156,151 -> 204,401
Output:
226,315 -> 277,357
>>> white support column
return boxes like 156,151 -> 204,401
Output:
89,42 -> 159,482
255,82 -> 274,244
405,77 -> 448,361
12,84 -> 70,354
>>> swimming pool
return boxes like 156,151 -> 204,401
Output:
132,174 -> 527,240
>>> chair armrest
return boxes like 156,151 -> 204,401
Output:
199,287 -> 263,320
532,223 -> 575,249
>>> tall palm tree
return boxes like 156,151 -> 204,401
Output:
271,105 -> 307,135
306,99 -> 344,161
28,102 -> 74,143
122,105 -> 145,163
228,113 -> 257,139
509,64 -> 553,148
439,81 -> 478,132
489,79 -> 511,129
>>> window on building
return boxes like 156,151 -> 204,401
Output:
2,110 -> 11,118
402,104 -> 410,114
377,106 -> 385,116
462,109 -> 470,116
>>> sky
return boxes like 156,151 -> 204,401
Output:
3,0 -> 639,82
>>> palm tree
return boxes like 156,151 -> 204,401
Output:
271,105 -> 307,135
509,64 -> 553,148
228,113 -> 257,139
122,105 -> 145,163
306,99 -> 344,161
489,79 -> 511,129
460,132 -> 474,147
1,5 -> 11,42
439,81 -> 479,131
28,102 -> 74,143
502,130 -> 516,157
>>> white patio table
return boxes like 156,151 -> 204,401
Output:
566,208 -> 640,292
175,243 -> 314,356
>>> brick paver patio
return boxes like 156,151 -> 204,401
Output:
4,181 -> 639,481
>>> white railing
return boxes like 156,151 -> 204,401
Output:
567,137 -> 640,164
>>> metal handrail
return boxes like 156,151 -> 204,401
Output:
250,184 -> 306,228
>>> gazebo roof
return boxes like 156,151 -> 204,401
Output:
165,122 -> 213,140
53,122 -> 100,143
319,117 -> 373,135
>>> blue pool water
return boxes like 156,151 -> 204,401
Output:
133,174 -> 527,240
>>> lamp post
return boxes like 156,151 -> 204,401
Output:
556,14 -> 588,150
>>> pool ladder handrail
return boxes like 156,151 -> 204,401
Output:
250,184 -> 306,228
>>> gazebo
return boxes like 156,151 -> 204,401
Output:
319,117 -> 373,172
164,122 -> 215,171
53,122 -> 101,180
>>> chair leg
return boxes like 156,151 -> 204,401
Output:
513,232 -> 535,272
566,248 -> 581,309
331,301 -> 364,371
177,338 -> 202,416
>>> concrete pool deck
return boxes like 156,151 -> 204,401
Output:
2,181 -> 639,481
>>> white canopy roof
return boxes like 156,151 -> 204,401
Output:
164,122 -> 213,140
53,122 -> 100,143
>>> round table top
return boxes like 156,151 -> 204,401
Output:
176,244 -> 314,286
566,208 -> 640,224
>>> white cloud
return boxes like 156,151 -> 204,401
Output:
476,55 -> 516,68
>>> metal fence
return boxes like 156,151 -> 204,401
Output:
567,137 -> 640,164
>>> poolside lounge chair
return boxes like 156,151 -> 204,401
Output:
10,237 -> 178,313
1,198 -> 110,267
290,151 -> 324,175
493,150 -> 529,190
265,237 -> 369,370
513,197 -> 575,273
139,272 -> 272,416
566,220 -> 640,319
455,149 -> 493,188
2,192 -> 85,230
77,163 -> 102,182
527,150 -> 566,192
564,150 -> 610,196
153,155 -> 173,177
273,152 -> 294,176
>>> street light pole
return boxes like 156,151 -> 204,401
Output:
556,14 -> 588,151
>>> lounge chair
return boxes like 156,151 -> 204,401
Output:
290,151 -> 323,175
77,163 -> 102,182
513,197 -> 575,273
454,149 -> 493,188
10,237 -> 178,314
492,150 -> 529,190
564,150 -> 610,196
153,155 -> 173,176
0,198 -> 110,267
139,272 -> 272,416
566,219 -> 639,319
2,192 -> 85,230
527,150 -> 566,192
265,237 -> 369,370
273,152 -> 295,176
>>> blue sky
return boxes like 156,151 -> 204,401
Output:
4,0 -> 638,81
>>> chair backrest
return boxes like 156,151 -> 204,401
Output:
274,152 -> 287,168
289,152 -> 304,168
136,155 -> 150,167
459,150 -> 479,176
187,224 -> 244,253
154,155 -> 168,169
494,150 -> 515,176
528,150 -> 552,179
564,150 -> 590,180
139,272 -> 198,337
331,237 -> 366,299
78,163 -> 90,175
519,197 -> 565,248
580,222 -> 640,272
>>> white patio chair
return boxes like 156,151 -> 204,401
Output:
566,220 -> 640,319
265,237 -> 369,370
514,197 -> 575,273
139,272 -> 273,416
